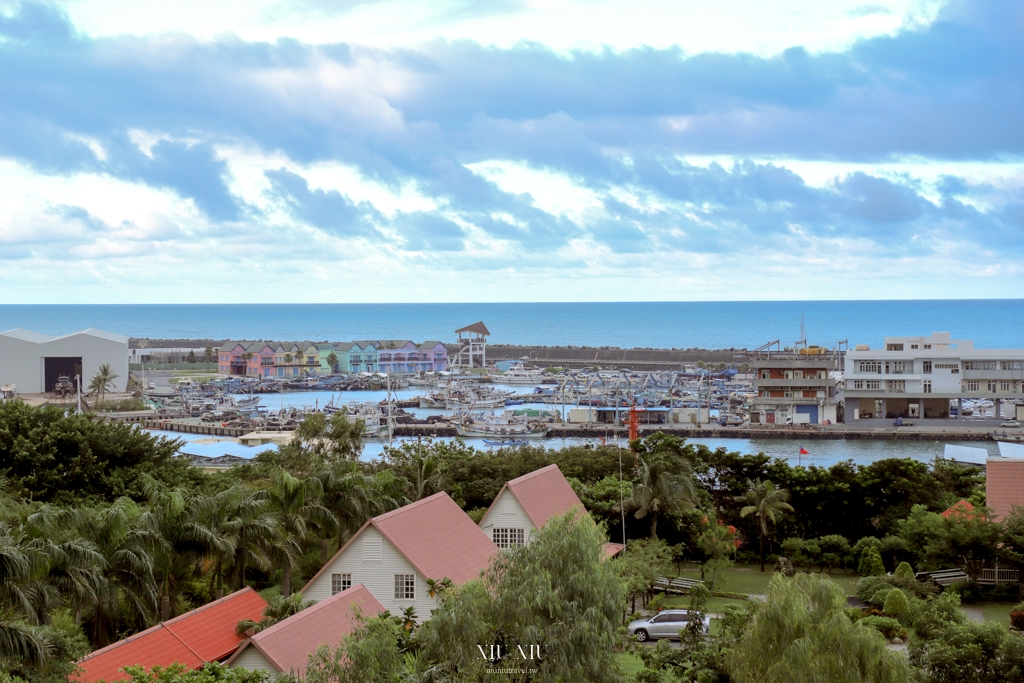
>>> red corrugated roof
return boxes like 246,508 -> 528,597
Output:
987,458 -> 1024,521
941,499 -> 981,519
75,588 -> 268,682
228,584 -> 385,676
503,464 -> 585,528
373,492 -> 497,584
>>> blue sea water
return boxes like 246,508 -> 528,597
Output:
2,300 -> 1024,349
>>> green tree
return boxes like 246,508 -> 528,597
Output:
236,593 -> 314,635
737,479 -> 794,572
894,561 -> 915,580
728,573 -> 912,683
205,346 -> 214,372
88,363 -> 120,405
254,470 -> 336,597
631,451 -> 697,539
326,352 -> 339,373
925,507 -> 1002,583
859,547 -> 885,577
615,537 -> 672,614
883,588 -> 910,618
697,518 -> 735,590
187,350 -> 197,364
117,662 -> 270,683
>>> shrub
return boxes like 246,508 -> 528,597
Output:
1010,603 -> 1024,631
884,588 -> 910,617
893,562 -> 915,580
858,547 -> 885,577
858,616 -> 906,640
857,576 -> 892,606
912,592 -> 967,641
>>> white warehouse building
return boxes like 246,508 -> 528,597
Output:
844,332 -> 1024,420
0,328 -> 129,394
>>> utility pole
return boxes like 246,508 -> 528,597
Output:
76,374 -> 82,414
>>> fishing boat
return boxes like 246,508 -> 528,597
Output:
483,438 -> 530,447
455,424 -> 549,438
499,363 -> 545,385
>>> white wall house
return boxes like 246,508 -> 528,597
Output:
845,332 -> 1024,420
479,464 -> 624,557
302,492 -> 496,619
0,328 -> 129,394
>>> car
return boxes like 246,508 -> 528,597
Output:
148,382 -> 156,390
627,609 -> 710,642
1002,420 -> 1021,428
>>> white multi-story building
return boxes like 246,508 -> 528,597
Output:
844,332 -> 1024,420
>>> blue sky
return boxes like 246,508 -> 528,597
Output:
0,0 -> 1021,303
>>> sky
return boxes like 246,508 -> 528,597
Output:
0,0 -> 1022,303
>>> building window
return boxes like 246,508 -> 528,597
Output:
331,573 -> 352,595
783,371 -> 793,379
394,574 -> 415,600
492,528 -> 525,548
965,381 -> 980,392
1003,361 -> 1024,370
853,381 -> 863,389
858,362 -> 881,374
889,380 -> 905,393
760,370 -> 770,379
911,344 -> 918,349
989,381 -> 997,392
923,361 -> 932,374
924,344 -> 932,349
1002,381 -> 1011,392
964,361 -> 997,370
760,390 -> 771,397
923,381 -> 932,394
793,370 -> 804,379
783,391 -> 794,398
892,362 -> 906,374
817,370 -> 827,379
866,381 -> 880,390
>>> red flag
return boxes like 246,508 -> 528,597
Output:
799,447 -> 810,455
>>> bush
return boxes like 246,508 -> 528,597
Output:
858,547 -> 885,577
884,588 -> 910,617
1010,603 -> 1024,631
894,561 -> 915,580
858,616 -> 906,640
912,593 -> 966,641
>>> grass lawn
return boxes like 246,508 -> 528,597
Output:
980,603 -> 1017,627
617,652 -> 646,675
259,585 -> 281,601
670,563 -> 861,596
662,595 -> 748,615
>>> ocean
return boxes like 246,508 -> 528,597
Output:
2,300 -> 1024,349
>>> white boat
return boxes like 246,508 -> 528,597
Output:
500,363 -> 545,385
454,423 -> 548,438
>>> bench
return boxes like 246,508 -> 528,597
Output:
916,569 -> 968,586
654,576 -> 704,594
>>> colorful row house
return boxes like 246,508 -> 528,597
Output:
217,339 -> 447,376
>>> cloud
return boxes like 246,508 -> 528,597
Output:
264,167 -> 381,236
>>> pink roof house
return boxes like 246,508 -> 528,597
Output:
986,458 -> 1024,521
301,493 -> 497,618
226,584 -> 385,676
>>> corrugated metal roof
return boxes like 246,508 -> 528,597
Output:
75,587 -> 267,682
228,584 -> 385,676
178,441 -> 275,459
51,328 -> 129,344
0,328 -> 54,343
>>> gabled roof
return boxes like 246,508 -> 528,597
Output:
456,321 -> 490,336
941,499 -> 982,519
75,588 -> 267,682
334,342 -> 357,351
304,493 -> 496,592
485,464 -> 585,529
52,328 -> 130,344
1,328 -> 55,343
227,584 -> 385,676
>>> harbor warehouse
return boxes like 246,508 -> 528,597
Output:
0,328 -> 129,394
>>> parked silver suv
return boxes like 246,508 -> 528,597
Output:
627,609 -> 710,641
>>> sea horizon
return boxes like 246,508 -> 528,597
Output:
3,299 -> 1024,350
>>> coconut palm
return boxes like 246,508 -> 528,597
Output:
204,487 -> 280,595
630,453 -> 698,539
737,479 -> 795,572
0,521 -> 53,668
88,364 -> 120,404
254,471 -> 337,597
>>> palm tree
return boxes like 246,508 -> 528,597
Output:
630,453 -> 698,539
241,352 -> 254,376
236,593 -> 314,636
254,471 -> 337,597
88,364 -> 120,404
0,521 -> 51,668
205,346 -> 214,372
738,479 -> 794,572
204,487 -> 279,595
326,352 -> 339,373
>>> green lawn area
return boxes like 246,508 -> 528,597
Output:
617,652 -> 645,675
662,595 -> 748,615
259,585 -> 281,601
669,563 -> 861,596
980,603 -> 1017,627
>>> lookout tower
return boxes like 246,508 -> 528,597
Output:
452,321 -> 489,368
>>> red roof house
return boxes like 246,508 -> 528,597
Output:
479,464 -> 623,557
301,492 -> 497,617
75,587 -> 268,682
941,499 -> 983,519
987,458 -> 1024,521
226,584 -> 385,676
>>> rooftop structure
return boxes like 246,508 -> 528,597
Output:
845,332 -> 1024,420
74,587 -> 267,682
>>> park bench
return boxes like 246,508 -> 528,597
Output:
916,569 -> 968,586
654,576 -> 704,594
